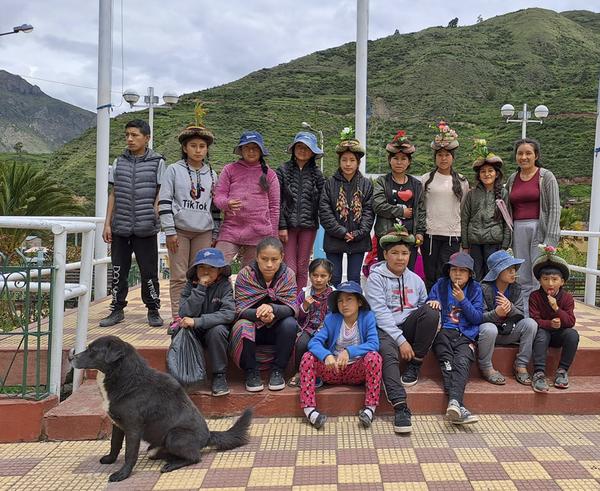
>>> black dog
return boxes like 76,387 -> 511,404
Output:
71,335 -> 252,482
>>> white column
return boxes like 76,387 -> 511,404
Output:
49,226 -> 68,396
148,86 -> 155,149
93,0 -> 113,301
521,103 -> 528,139
355,0 -> 368,175
585,73 -> 600,306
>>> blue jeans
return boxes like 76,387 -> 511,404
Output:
326,252 -> 365,287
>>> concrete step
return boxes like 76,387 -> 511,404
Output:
42,375 -> 600,441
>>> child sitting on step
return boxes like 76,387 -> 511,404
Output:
529,246 -> 578,393
299,281 -> 382,430
428,252 -> 483,425
177,248 -> 235,397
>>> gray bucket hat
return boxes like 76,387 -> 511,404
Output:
442,252 -> 475,276
483,250 -> 524,282
287,132 -> 323,156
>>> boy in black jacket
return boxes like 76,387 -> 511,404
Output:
176,248 -> 235,396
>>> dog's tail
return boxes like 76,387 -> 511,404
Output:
208,408 -> 253,451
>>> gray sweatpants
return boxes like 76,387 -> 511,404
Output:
512,219 -> 540,316
477,319 -> 538,371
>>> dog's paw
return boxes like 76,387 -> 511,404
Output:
108,469 -> 131,482
100,454 -> 117,464
160,462 -> 178,473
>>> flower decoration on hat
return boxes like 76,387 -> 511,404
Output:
379,223 -> 417,249
538,244 -> 557,255
335,125 -> 365,157
194,102 -> 207,126
532,244 -> 569,281
386,129 -> 416,155
178,101 -> 215,146
471,138 -> 503,169
430,120 -> 459,150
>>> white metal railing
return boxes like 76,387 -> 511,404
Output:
0,217 -> 96,396
560,230 -> 600,306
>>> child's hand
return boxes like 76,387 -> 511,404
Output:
452,282 -> 465,302
427,300 -> 441,310
325,354 -> 338,371
399,341 -> 415,361
198,274 -> 214,287
166,234 -> 179,254
495,293 -> 511,317
179,317 -> 194,329
256,304 -> 274,323
345,232 -> 354,242
336,349 -> 350,370
547,295 -> 559,312
403,207 -> 413,218
278,229 -> 288,244
302,294 -> 315,311
551,317 -> 561,329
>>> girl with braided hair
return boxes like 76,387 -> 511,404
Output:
159,106 -> 221,331
214,131 -> 280,267
420,121 -> 470,290
461,140 -> 511,280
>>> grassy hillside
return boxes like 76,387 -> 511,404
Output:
49,8 -> 600,210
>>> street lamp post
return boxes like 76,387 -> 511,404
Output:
301,121 -> 324,172
501,103 -> 549,138
123,87 -> 179,149
0,24 -> 34,37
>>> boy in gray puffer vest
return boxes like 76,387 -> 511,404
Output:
100,119 -> 166,328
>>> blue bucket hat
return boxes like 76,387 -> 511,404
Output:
287,132 -> 323,156
483,250 -> 524,282
186,248 -> 231,280
442,252 -> 475,276
328,281 -> 370,313
234,131 -> 269,156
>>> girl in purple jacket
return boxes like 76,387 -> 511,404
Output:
214,131 -> 280,267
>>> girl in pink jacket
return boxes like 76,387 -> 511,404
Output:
214,131 -> 280,266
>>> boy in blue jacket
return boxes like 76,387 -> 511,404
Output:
428,252 -> 483,424
300,281 -> 382,430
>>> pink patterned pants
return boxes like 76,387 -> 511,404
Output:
299,351 -> 382,408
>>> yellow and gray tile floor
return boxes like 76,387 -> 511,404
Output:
2,413 -> 600,490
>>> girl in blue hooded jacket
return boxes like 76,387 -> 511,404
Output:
427,251 -> 483,425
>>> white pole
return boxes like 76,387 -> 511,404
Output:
93,0 -> 112,301
319,129 -> 324,173
49,226 -> 68,396
148,86 -> 155,149
72,228 -> 96,391
585,73 -> 600,306
356,0 -> 368,175
521,103 -> 528,139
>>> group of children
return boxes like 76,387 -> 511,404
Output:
99,110 -> 576,433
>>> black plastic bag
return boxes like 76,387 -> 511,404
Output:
166,328 -> 206,385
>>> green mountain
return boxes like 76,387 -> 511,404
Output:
0,70 -> 95,153
49,8 -> 600,210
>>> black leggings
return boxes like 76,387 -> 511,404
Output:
533,327 -> 580,373
432,329 -> 475,406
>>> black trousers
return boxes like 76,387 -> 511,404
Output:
240,317 -> 298,371
423,235 -> 460,290
432,329 -> 475,406
377,243 -> 418,271
110,234 -> 160,310
294,331 -> 312,371
194,324 -> 230,375
469,243 -> 501,281
378,305 -> 440,407
533,327 -> 580,373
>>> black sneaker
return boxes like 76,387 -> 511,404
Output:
268,369 -> 285,391
211,373 -> 230,397
245,370 -> 264,392
99,309 -> 124,327
401,361 -> 421,387
393,404 -> 413,434
147,309 -> 164,327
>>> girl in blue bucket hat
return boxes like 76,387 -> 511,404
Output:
477,249 -> 537,387
214,131 -> 281,267
276,131 -> 326,289
173,248 -> 236,396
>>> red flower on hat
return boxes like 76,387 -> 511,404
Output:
544,245 -> 556,253
393,130 -> 406,142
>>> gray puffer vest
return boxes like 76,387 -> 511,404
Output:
112,149 -> 163,237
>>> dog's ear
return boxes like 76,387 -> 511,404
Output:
104,340 -> 125,364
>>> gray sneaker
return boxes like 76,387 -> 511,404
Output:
453,406 -> 479,425
268,369 -> 285,391
445,399 -> 461,422
99,309 -> 124,327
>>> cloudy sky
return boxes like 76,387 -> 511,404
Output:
1,0 -> 596,115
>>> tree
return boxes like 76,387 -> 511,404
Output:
447,17 -> 458,28
0,162 -> 85,258
477,15 -> 484,23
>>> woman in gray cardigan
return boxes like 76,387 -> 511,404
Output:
506,138 -> 561,314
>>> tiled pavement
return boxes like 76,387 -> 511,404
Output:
1,414 -> 600,490
2,279 -> 600,351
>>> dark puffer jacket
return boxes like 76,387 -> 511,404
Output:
461,182 -> 511,249
319,170 -> 374,254
276,159 -> 325,230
